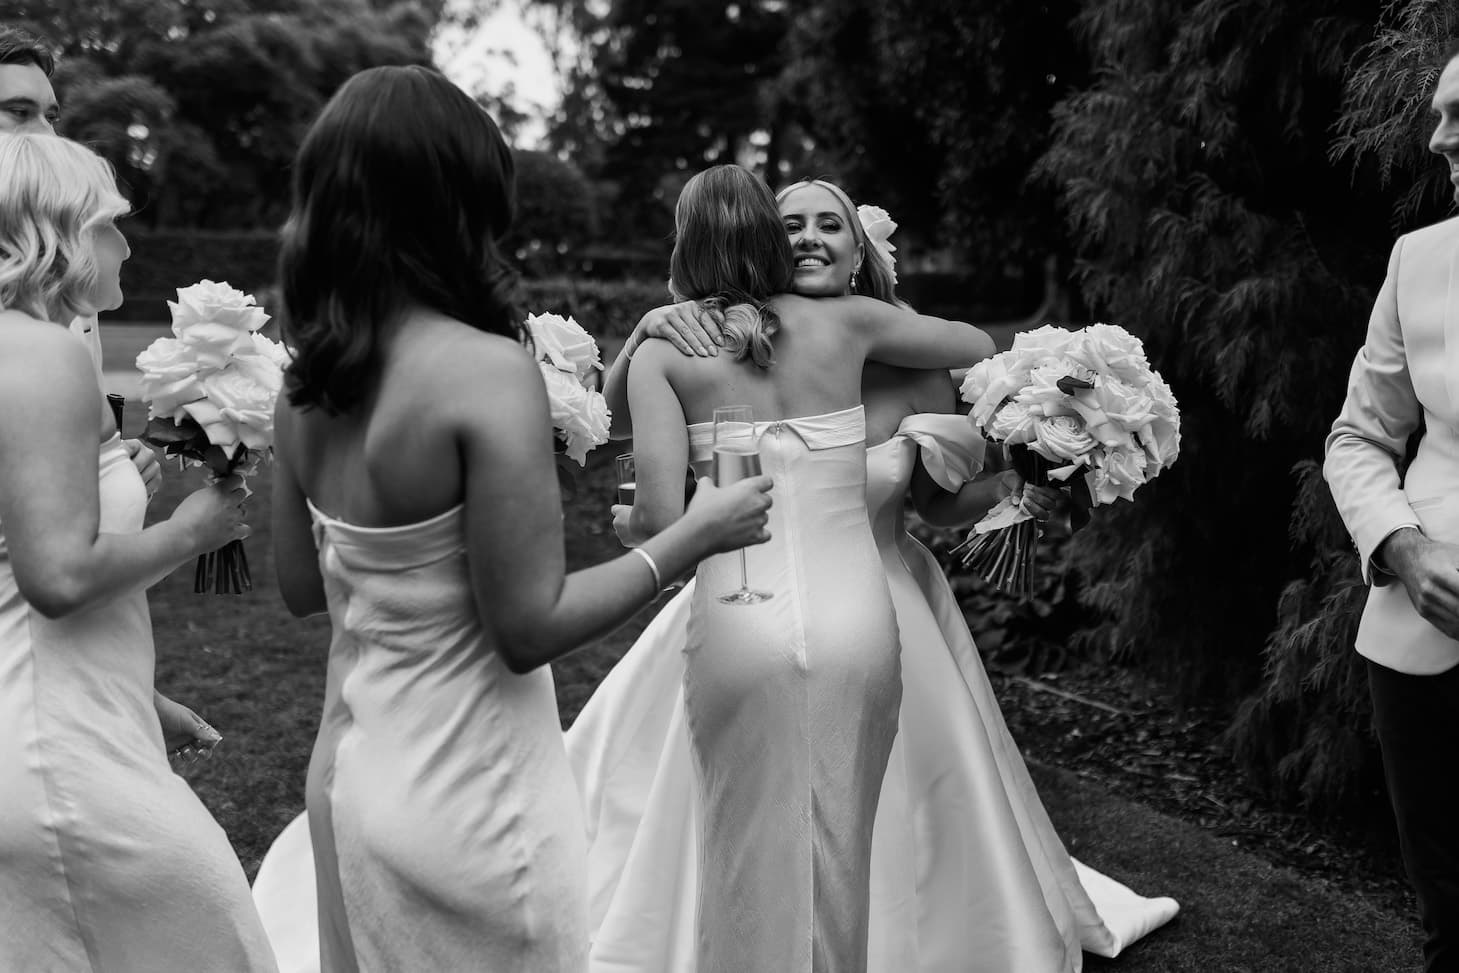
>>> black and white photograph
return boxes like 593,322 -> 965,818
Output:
0,1 -> 1456,970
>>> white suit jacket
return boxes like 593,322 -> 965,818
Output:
1325,215 -> 1459,675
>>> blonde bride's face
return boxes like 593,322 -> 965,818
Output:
780,186 -> 861,298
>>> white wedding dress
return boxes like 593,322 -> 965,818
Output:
566,412 -> 1178,971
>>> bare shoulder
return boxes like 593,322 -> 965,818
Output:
426,325 -> 546,426
768,292 -> 828,324
625,335 -> 695,384
399,320 -> 540,398
0,315 -> 93,397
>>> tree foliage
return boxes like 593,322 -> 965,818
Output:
1227,0 -> 1457,819
537,0 -> 1086,287
12,0 -> 439,228
777,0 -> 1084,290
1042,0 -> 1454,819
505,149 -> 599,274
536,0 -> 788,239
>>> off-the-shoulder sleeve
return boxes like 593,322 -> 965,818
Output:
895,413 -> 986,492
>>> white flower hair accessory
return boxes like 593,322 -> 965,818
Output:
856,204 -> 899,283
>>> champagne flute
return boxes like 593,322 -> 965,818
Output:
615,453 -> 636,506
712,405 -> 772,605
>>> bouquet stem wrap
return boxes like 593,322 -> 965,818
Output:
952,445 -> 1050,598
142,427 -> 257,595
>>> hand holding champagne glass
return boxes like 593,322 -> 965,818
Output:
616,453 -> 637,506
713,405 -> 772,605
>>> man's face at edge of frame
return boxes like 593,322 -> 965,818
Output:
1429,55 -> 1459,206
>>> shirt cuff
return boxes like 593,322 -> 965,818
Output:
1371,523 -> 1423,577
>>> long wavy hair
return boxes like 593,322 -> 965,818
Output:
668,165 -> 793,369
775,179 -> 908,309
279,65 -> 520,415
0,134 -> 128,323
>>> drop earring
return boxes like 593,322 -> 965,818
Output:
850,267 -> 861,292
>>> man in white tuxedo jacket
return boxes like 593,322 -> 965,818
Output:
1325,40 -> 1459,973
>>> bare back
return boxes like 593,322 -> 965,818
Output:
656,294 -> 869,426
280,311 -> 502,528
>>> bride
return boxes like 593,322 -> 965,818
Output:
611,163 -> 1000,971
569,178 -> 1179,971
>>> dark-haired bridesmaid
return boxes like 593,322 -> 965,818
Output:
263,65 -> 773,972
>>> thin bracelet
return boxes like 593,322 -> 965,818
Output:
630,547 -> 662,592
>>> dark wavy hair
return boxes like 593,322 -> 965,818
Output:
279,65 -> 519,414
668,165 -> 793,368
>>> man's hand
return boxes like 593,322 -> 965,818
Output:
123,438 -> 162,499
154,691 -> 222,765
1381,528 -> 1459,641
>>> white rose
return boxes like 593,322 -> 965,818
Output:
179,398 -> 239,454
136,337 -> 206,421
987,401 -> 1037,444
168,280 -> 270,372
249,332 -> 292,370
961,355 -> 1029,428
1009,324 -> 1076,362
856,204 -> 899,283
1145,372 -> 1180,428
1014,359 -> 1086,418
227,350 -> 286,400
1139,416 -> 1181,475
1077,322 -> 1150,383
1031,414 -> 1097,464
526,311 -> 602,382
179,323 -> 257,371
1090,376 -> 1155,428
169,279 -> 269,337
191,366 -> 277,451
540,364 -> 611,465
1090,445 -> 1149,505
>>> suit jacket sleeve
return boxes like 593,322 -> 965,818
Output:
1323,236 -> 1423,586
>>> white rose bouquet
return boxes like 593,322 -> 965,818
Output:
525,311 -> 610,489
135,280 -> 286,593
955,323 -> 1181,596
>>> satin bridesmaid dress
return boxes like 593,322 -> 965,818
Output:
300,501 -> 588,972
0,433 -> 276,972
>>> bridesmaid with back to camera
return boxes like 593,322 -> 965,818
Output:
259,66 -> 772,972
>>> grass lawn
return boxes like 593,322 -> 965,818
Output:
130,392 -> 1422,972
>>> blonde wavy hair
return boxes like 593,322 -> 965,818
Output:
668,165 -> 794,369
775,179 -> 909,309
0,134 -> 129,323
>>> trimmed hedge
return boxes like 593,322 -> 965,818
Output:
113,230 -> 279,321
111,230 -> 1025,333
520,277 -> 671,338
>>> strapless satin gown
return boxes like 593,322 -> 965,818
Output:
566,413 -> 1178,971
0,433 -> 276,971
298,502 -> 587,972
680,405 -> 901,972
